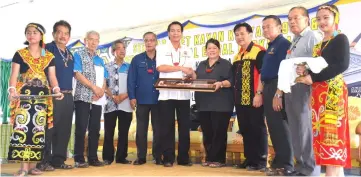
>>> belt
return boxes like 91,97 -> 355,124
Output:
61,90 -> 73,93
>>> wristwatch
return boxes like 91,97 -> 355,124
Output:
274,93 -> 283,98
256,91 -> 262,95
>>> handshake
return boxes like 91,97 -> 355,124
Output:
179,66 -> 194,76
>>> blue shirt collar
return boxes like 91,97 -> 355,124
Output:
268,34 -> 283,46
144,51 -> 157,61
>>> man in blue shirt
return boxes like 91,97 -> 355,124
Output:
260,15 -> 294,176
73,31 -> 108,168
102,40 -> 133,165
37,20 -> 74,171
128,32 -> 161,165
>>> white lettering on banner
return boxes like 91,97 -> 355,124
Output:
70,2 -> 361,68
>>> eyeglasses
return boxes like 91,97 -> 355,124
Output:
144,39 -> 156,43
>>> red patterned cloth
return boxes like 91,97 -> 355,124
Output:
311,74 -> 351,168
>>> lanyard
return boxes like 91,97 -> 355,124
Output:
145,56 -> 155,74
287,36 -> 301,56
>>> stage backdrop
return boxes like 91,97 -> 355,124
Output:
67,0 -> 361,107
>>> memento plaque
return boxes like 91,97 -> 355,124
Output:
155,78 -> 217,92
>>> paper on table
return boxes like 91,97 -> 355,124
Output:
278,57 -> 328,93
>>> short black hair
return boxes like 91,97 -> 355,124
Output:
233,22 -> 253,33
167,21 -> 183,32
289,6 -> 310,26
111,40 -> 125,52
53,20 -> 71,34
289,6 -> 309,19
263,15 -> 282,26
143,31 -> 157,39
205,38 -> 220,49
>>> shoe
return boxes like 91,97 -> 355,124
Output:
53,163 -> 74,169
88,160 -> 104,167
74,162 -> 89,168
295,172 -> 307,176
116,159 -> 132,164
281,170 -> 305,176
201,161 -> 211,167
178,161 -> 193,166
246,165 -> 266,171
36,162 -> 55,171
280,169 -> 298,176
154,158 -> 163,165
209,162 -> 226,168
163,162 -> 173,167
234,160 -> 248,169
133,159 -> 146,165
103,160 -> 112,165
265,168 -> 279,176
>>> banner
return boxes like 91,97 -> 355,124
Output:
71,1 -> 361,85
66,0 -> 361,108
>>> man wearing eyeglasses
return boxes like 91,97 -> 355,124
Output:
128,32 -> 161,165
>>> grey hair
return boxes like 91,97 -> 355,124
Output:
85,30 -> 100,39
111,40 -> 125,52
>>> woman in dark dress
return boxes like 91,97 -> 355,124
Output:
296,4 -> 351,176
194,38 -> 234,168
7,23 -> 63,176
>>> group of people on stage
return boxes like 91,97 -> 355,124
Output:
7,3 -> 350,177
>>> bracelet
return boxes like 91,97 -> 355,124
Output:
7,86 -> 16,94
52,86 -> 60,93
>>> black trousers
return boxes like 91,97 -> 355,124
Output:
263,79 -> 294,171
102,110 -> 132,162
199,111 -> 231,163
235,105 -> 268,166
135,104 -> 160,160
39,93 -> 74,166
73,101 -> 102,162
158,100 -> 190,164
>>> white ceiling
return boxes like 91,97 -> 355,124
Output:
0,0 -> 330,58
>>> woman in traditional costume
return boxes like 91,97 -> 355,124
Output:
296,4 -> 351,176
7,23 -> 63,176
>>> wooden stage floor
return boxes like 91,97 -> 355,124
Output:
1,159 -> 265,176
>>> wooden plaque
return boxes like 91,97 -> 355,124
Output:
155,78 -> 217,92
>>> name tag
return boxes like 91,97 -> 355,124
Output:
181,51 -> 190,58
